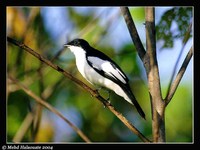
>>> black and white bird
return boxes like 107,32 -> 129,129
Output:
64,39 -> 145,119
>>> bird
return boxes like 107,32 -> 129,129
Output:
64,39 -> 145,119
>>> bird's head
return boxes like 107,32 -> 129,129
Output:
64,39 -> 90,50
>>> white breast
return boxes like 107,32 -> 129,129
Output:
68,46 -> 88,78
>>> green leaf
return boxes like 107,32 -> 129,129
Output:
156,7 -> 192,50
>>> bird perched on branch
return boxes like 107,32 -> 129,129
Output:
64,39 -> 145,119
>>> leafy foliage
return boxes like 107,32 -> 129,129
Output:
156,7 -> 192,49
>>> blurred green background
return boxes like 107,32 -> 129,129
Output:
7,7 -> 193,143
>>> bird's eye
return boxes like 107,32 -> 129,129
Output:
74,40 -> 79,46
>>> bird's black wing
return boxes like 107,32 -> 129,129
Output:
86,48 -> 146,119
86,49 -> 129,88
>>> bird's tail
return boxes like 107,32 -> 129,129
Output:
123,86 -> 146,120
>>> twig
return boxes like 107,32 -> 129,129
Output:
8,75 -> 91,143
13,112 -> 34,143
165,23 -> 192,102
12,76 -> 66,142
120,7 -> 146,60
165,46 -> 193,106
32,62 -> 46,141
7,36 -> 150,142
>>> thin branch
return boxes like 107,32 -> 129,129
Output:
8,75 -> 91,143
120,7 -> 146,60
165,46 -> 193,106
12,76 -> 67,142
165,22 -> 192,102
32,62 -> 46,141
7,36 -> 150,142
13,112 -> 34,142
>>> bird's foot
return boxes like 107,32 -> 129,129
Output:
106,91 -> 111,101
